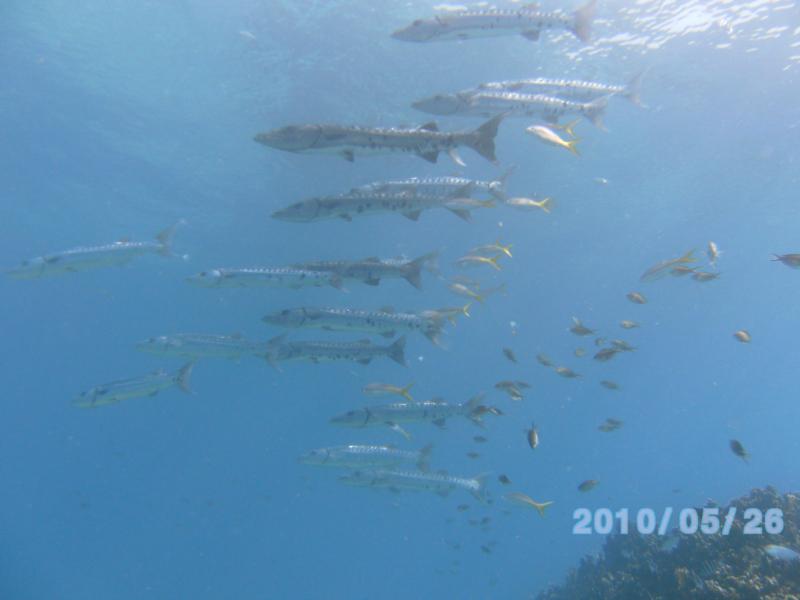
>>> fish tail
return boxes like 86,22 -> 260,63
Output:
583,96 -> 608,130
417,443 -> 433,472
488,255 -> 502,271
572,0 -> 596,42
468,114 -> 504,164
155,219 -> 186,258
494,165 -> 517,200
565,138 -> 581,156
473,292 -> 486,304
400,382 -> 415,403
406,251 -> 439,289
387,336 -> 407,367
770,254 -> 782,262
626,69 -> 648,107
496,241 -> 513,258
681,249 -> 697,263
470,472 -> 490,504
534,501 -> 554,517
537,197 -> 554,213
177,361 -> 194,393
561,119 -> 580,138
461,303 -> 472,317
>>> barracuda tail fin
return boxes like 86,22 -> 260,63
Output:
573,0 -> 596,42
417,444 -> 434,472
265,334 -> 287,371
626,69 -> 648,107
176,361 -> 194,393
405,251 -> 439,289
471,472 -> 490,504
468,114 -> 504,164
584,96 -> 608,130
156,219 -> 187,258
387,336 -> 407,367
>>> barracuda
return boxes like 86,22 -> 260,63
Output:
356,168 -> 514,201
299,444 -> 433,471
392,0 -> 595,43
265,335 -> 406,368
6,222 -> 184,280
262,307 -> 447,345
331,395 -> 486,433
413,91 -> 608,128
339,468 -> 488,502
253,115 -> 503,166
136,333 -> 266,360
293,252 -> 438,290
72,363 -> 194,408
477,72 -> 646,106
272,188 -> 493,223
186,267 -> 343,290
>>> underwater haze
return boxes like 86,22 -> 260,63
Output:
2,0 -> 800,598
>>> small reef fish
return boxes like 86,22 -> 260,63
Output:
136,333 -> 265,360
477,72 -> 645,106
265,335 -> 406,368
494,381 -> 524,401
504,492 -> 553,516
526,423 -> 540,449
340,469 -> 488,502
262,307 -> 446,346
293,252 -> 438,290
362,382 -> 415,402
187,267 -> 343,290
391,1 -> 596,43
772,253 -> 800,268
504,196 -> 553,213
626,292 -> 647,304
670,265 -> 697,277
733,330 -> 751,343
7,222 -> 184,280
641,250 -> 696,282
707,241 -> 721,267
447,282 -> 505,304
432,304 -> 472,325
691,271 -> 720,282
536,353 -> 554,367
331,395 -> 488,435
299,444 -> 432,471
526,124 -> 580,155
764,545 -> 800,562
72,363 -> 194,408
466,452 -> 480,459
455,254 -> 502,271
620,320 -> 639,329
574,348 -> 586,357
593,348 -> 620,362
502,348 -> 518,363
730,439 -> 749,462
498,474 -> 512,485
598,418 -> 623,432
570,317 -> 596,336
357,170 -> 515,201
610,339 -> 636,352
272,189 -> 494,223
555,366 -> 580,378
254,116 -> 504,166
600,380 -> 619,390
578,479 -> 599,492
471,241 -> 513,258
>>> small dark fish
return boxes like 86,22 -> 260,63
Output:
570,317 -> 595,336
481,517 -> 491,525
692,271 -> 720,282
670,265 -> 697,277
466,452 -> 480,459
481,545 -> 492,555
555,366 -> 580,378
598,418 -> 623,432
498,474 -> 512,485
772,253 -> 800,268
578,479 -> 599,492
610,339 -> 635,352
536,353 -> 554,367
627,292 -> 647,304
473,435 -> 488,443
594,348 -> 619,362
502,348 -> 518,363
733,330 -> 751,343
730,439 -> 749,462
526,423 -> 539,449
600,380 -> 619,390
457,504 -> 470,512
620,320 -> 639,329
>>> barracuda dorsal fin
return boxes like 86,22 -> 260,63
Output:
446,207 -> 471,222
419,150 -> 439,163
341,150 -> 355,162
521,30 -> 540,41
419,121 -> 439,131
403,210 -> 422,221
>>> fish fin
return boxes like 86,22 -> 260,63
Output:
417,444 -> 434,472
448,148 -> 466,167
149,391 -> 159,397
584,96 -> 608,130
389,486 -> 402,494
364,277 -> 380,286
268,333 -> 288,346
534,501 -> 554,517
402,210 -> 422,221
419,150 -> 439,163
155,219 -> 186,257
433,418 -> 447,429
329,275 -> 344,290
626,69 -> 647,107
388,422 -> 412,440
468,114 -> 503,164
419,121 -> 439,131
339,214 -> 353,222
681,249 -> 697,263
404,251 -> 438,290
572,0 -> 596,42
446,207 -> 472,222
465,393 -> 486,425
521,29 -> 540,41
380,331 -> 395,338
436,490 -> 450,498
387,336 -> 407,367
177,361 -> 194,393
560,118 -> 580,138
565,138 -> 580,156
341,150 -> 355,162
470,472 -> 491,504
400,382 -> 415,403
449,184 -> 473,199
357,358 -> 372,365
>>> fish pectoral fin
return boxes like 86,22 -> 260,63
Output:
388,422 -> 412,440
403,210 -> 422,221
418,150 -> 439,163
436,490 -> 450,498
389,486 -> 402,494
448,148 -> 466,167
419,121 -> 439,131
357,358 -> 372,365
521,29 -> 540,41
341,150 -> 355,162
433,418 -> 447,429
364,277 -> 380,286
446,207 -> 472,222
339,214 -> 353,222
380,331 -> 395,338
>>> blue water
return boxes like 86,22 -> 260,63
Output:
2,1 -> 800,598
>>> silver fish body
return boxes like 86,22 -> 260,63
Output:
331,395 -> 484,428
477,72 -> 644,105
262,307 -> 446,345
136,333 -> 266,360
186,267 -> 343,290
357,171 -> 513,201
254,116 -> 503,165
72,362 -> 194,408
265,335 -> 406,367
299,444 -> 432,470
293,252 -> 438,290
392,1 -> 595,43
340,468 -> 487,501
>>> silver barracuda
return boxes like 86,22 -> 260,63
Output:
339,468 -> 488,502
272,189 -> 493,223
413,91 -> 608,128
72,362 -> 194,409
292,252 -> 438,290
186,267 -> 343,290
298,444 -> 433,471
253,115 -> 503,166
356,168 -> 514,201
477,72 -> 646,106
265,334 -> 406,368
262,307 -> 447,345
136,333 -> 266,360
391,0 -> 595,43
7,222 -> 184,280
331,395 -> 486,433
